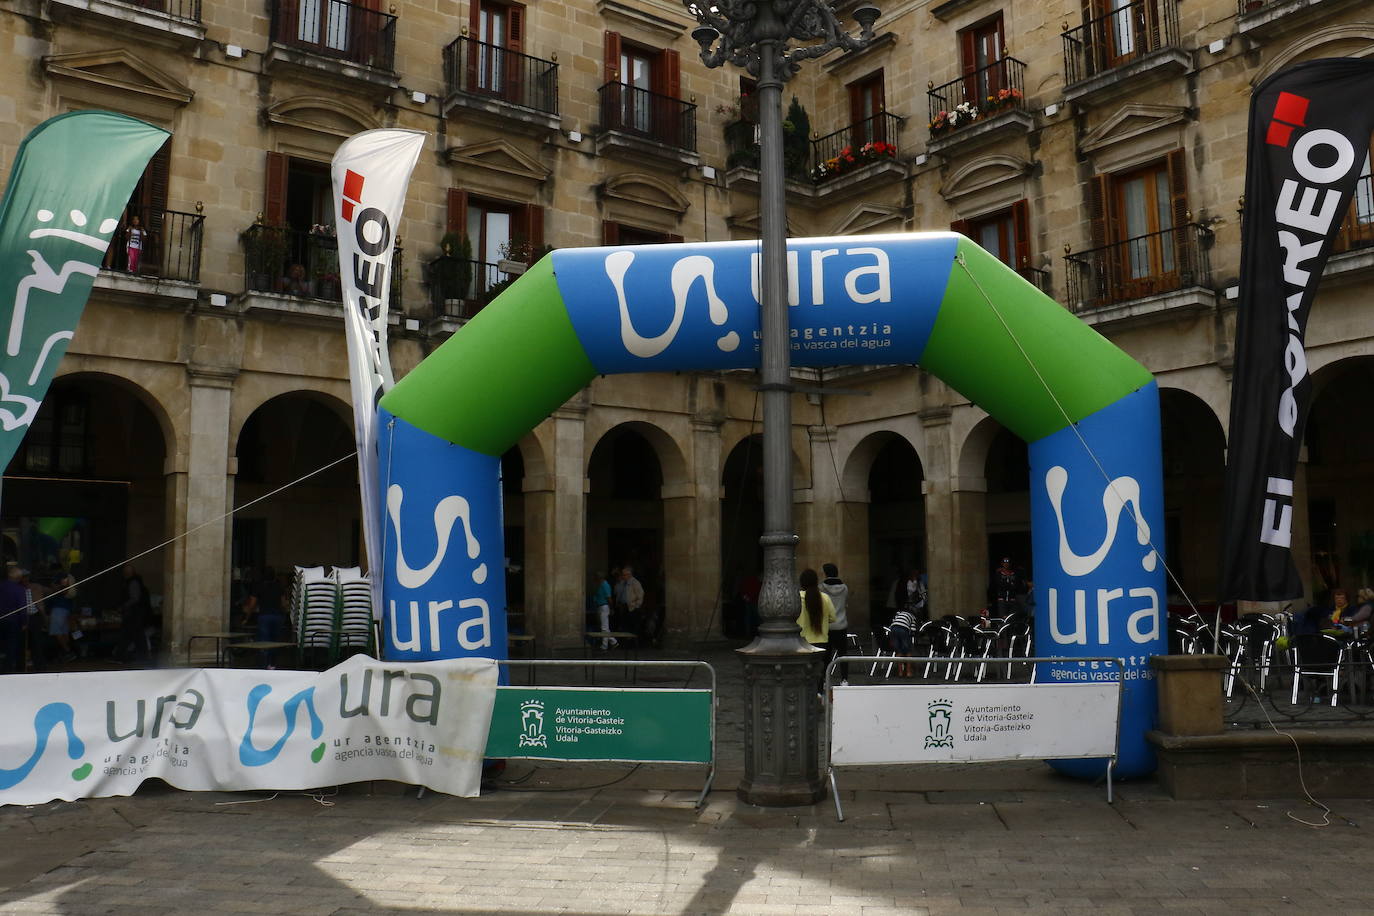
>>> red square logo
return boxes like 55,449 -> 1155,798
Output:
1272,91 -> 1309,128
1266,121 -> 1294,147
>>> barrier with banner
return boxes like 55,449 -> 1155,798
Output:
825,656 -> 1123,820
487,659 -> 716,806
0,655 -> 497,806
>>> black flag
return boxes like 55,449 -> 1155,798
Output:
1220,58 -> 1374,601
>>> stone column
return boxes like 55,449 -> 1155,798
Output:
688,415 -> 723,639
950,478 -> 988,619
171,363 -> 238,663
521,473 -> 555,647
545,401 -> 587,649
662,486 -> 695,638
919,407 -> 955,617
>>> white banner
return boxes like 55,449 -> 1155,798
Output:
0,655 -> 496,806
331,129 -> 426,612
830,683 -> 1119,765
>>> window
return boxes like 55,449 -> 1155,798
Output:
18,393 -> 88,476
1087,149 -> 1189,301
468,0 -> 525,99
1090,0 -> 1158,69
848,71 -> 886,145
259,152 -> 340,297
603,31 -> 682,140
959,15 -> 1004,105
1334,133 -> 1374,253
952,200 -> 1031,269
104,143 -> 169,275
446,190 -> 545,298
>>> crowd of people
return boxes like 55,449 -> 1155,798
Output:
587,564 -> 664,648
0,562 -> 154,673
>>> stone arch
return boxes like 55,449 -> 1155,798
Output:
956,412 -> 1002,483
839,428 -> 924,498
585,418 -> 688,490
52,367 -> 176,462
940,154 -> 1035,217
1254,25 -> 1374,87
266,95 -> 380,139
229,380 -> 352,456
720,428 -> 808,490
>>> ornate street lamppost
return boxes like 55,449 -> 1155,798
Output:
684,0 -> 879,805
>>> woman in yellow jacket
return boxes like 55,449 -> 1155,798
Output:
797,568 -> 837,646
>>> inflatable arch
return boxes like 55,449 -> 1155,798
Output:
376,233 -> 1167,777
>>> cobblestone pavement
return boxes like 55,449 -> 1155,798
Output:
2,644 -> 1371,915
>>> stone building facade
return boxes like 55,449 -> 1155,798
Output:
1,0 -> 1370,659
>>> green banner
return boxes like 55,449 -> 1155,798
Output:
485,687 -> 712,763
0,111 -> 169,473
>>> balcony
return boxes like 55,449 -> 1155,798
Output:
809,112 -> 905,192
266,0 -> 398,91
45,0 -> 204,44
425,256 -> 517,330
441,36 -> 559,134
1064,223 -> 1214,329
92,206 -> 204,305
1324,174 -> 1374,283
595,82 -> 699,167
241,224 -> 400,321
1016,266 -> 1052,296
1237,0 -> 1367,40
1061,0 -> 1190,107
926,57 -> 1032,156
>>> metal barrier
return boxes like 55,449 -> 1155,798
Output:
824,656 -> 1124,820
491,658 -> 716,807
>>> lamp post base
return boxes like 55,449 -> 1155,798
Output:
736,644 -> 826,806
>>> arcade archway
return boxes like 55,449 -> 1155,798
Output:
1306,357 -> 1374,594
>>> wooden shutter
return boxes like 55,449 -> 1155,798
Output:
1086,173 -> 1112,305
1087,173 -> 1110,251
1011,199 -> 1031,268
139,142 -> 171,274
602,220 -> 620,245
507,3 -> 523,52
523,204 -> 544,259
1166,148 -> 1191,276
276,0 -> 298,43
447,189 -> 469,238
662,48 -> 681,99
466,0 -> 481,91
604,31 -> 621,83
264,151 -> 289,226
959,28 -> 978,104
950,218 -> 971,237
505,4 -> 526,103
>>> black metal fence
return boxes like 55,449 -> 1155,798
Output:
127,0 -> 202,20
1062,0 -> 1178,85
426,256 -> 512,320
442,36 -> 558,115
1064,222 -> 1211,312
103,207 -> 204,283
1016,266 -> 1052,296
270,0 -> 397,70
810,111 -> 902,183
927,56 -> 1027,134
243,224 -> 401,308
598,82 -> 697,152
1236,0 -> 1269,14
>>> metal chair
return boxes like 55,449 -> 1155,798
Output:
1289,633 -> 1347,706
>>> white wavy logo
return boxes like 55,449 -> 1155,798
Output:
1044,465 -> 1157,577
605,250 -> 739,358
385,484 -> 487,588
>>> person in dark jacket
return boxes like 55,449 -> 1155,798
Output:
819,563 -> 851,685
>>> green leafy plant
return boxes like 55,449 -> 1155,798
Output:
434,232 -> 473,302
783,96 -> 811,182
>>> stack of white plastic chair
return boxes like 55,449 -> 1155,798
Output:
290,566 -> 326,635
296,566 -> 339,650
333,567 -> 374,653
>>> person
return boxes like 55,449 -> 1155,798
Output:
246,567 -> 286,668
280,262 -> 311,296
798,569 -> 836,695
591,571 -> 617,649
819,563 -> 850,685
738,572 -> 761,637
991,557 -> 1023,617
46,574 -> 76,662
0,564 -> 27,673
904,569 -> 928,622
889,601 -> 919,678
125,214 -> 144,273
20,569 -> 47,672
118,564 -> 151,664
613,565 -> 644,637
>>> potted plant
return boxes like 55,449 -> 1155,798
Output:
783,96 -> 811,182
434,232 -> 473,309
241,219 -> 289,292
310,224 -> 341,300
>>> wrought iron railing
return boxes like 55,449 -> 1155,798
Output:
426,256 -> 512,320
270,0 -> 397,70
1016,266 -> 1052,295
442,36 -> 558,115
810,111 -> 902,183
1236,0 -> 1269,14
1333,173 -> 1374,255
927,57 -> 1027,135
1064,222 -> 1211,312
598,82 -> 697,152
724,119 -> 760,171
1062,0 -> 1179,85
103,207 -> 204,283
126,0 -> 202,20
243,224 -> 400,307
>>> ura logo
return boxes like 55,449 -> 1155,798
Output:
1044,465 -> 1157,577
385,483 -> 493,653
605,250 -> 739,358
0,702 -> 91,790
239,684 -> 326,767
